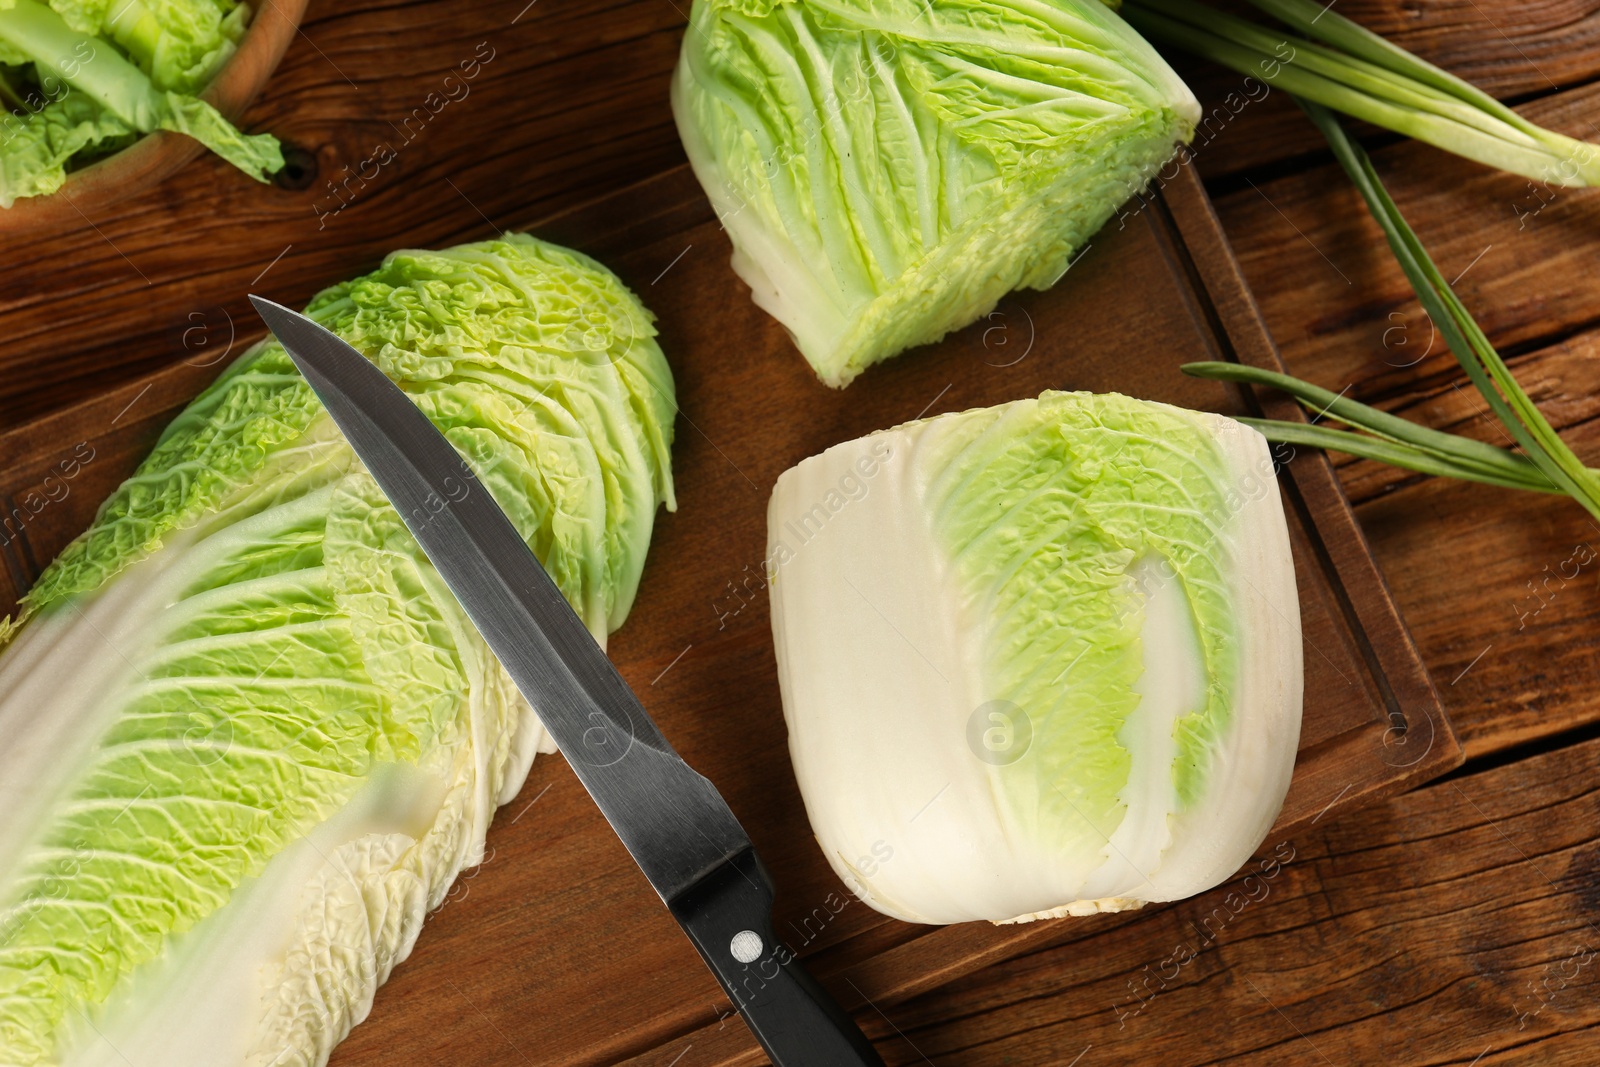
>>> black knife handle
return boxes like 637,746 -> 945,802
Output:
668,848 -> 885,1066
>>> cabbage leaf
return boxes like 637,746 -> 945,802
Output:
0,234 -> 676,1066
0,0 -> 277,207
673,0 -> 1200,385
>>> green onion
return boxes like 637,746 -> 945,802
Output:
1187,376 -> 1561,495
1183,103 -> 1600,521
1182,362 -> 1559,494
1121,0 -> 1600,186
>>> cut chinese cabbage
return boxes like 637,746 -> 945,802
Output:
767,391 -> 1300,924
0,233 -> 676,1067
672,0 -> 1200,386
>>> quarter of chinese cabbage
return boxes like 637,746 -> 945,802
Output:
673,0 -> 1200,385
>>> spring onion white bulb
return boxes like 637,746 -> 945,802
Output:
767,391 -> 1301,924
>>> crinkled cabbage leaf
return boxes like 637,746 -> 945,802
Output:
0,233 -> 676,1066
674,0 -> 1200,385
0,0 -> 277,207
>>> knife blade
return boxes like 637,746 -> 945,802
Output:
250,296 -> 883,1067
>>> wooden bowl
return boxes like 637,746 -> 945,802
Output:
0,0 -> 309,234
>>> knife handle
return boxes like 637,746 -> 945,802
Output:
668,848 -> 885,1067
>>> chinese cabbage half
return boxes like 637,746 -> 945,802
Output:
672,0 -> 1200,386
0,234 -> 676,1066
767,392 -> 1300,924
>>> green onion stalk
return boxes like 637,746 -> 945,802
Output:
1121,0 -> 1600,187
1184,101 -> 1600,523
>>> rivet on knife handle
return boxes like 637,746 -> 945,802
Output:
670,849 -> 884,1066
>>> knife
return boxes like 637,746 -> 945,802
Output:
249,297 -> 884,1067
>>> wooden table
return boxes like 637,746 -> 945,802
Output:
5,1 -> 1598,1063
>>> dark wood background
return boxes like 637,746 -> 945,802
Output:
3,0 -> 1599,1063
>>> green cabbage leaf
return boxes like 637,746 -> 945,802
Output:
0,0 -> 277,208
0,234 -> 676,1066
673,0 -> 1200,385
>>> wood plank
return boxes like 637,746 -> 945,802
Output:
0,149 -> 1455,1062
1215,83 -> 1600,397
0,0 -> 690,427
1353,463 -> 1600,762
1204,75 -> 1600,764
872,729 -> 1600,1066
1314,334 -> 1600,764
14,0 -> 1596,425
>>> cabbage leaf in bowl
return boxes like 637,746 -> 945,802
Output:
0,0 -> 282,207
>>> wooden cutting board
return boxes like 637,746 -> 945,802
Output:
0,162 -> 1459,1065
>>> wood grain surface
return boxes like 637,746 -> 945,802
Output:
1,0 -> 1595,1063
